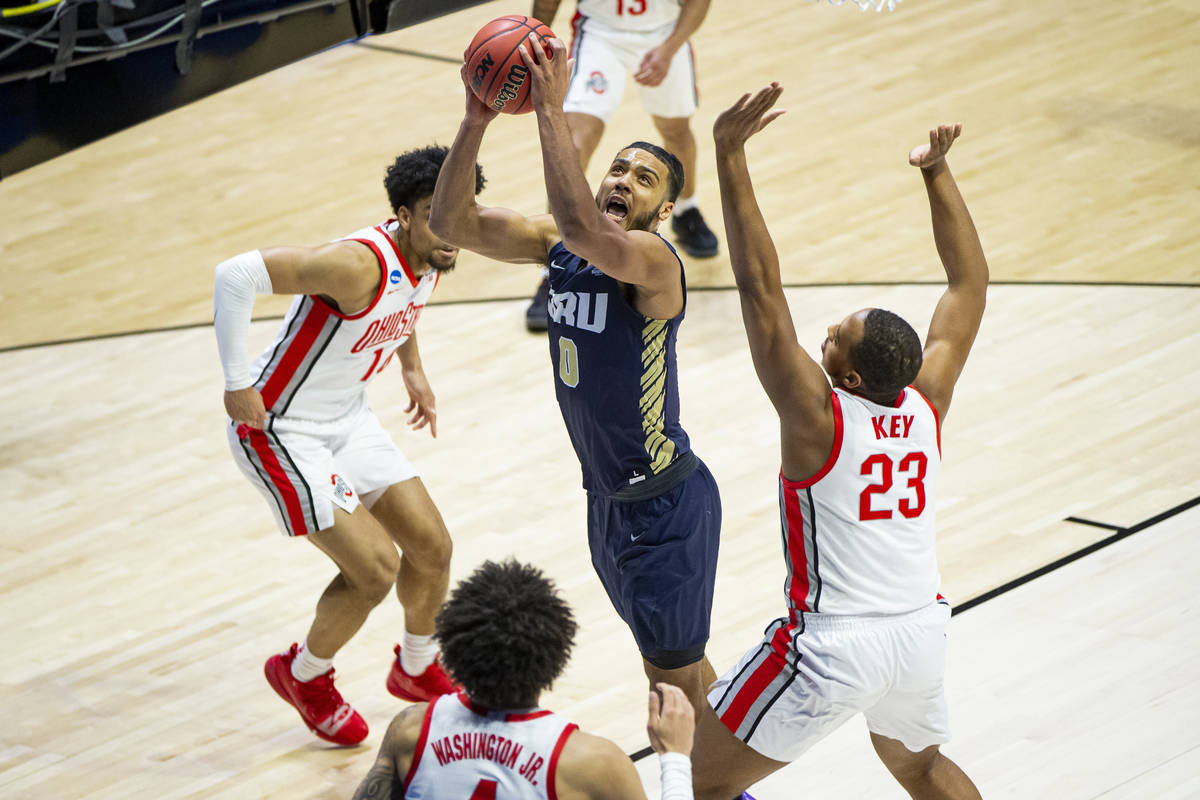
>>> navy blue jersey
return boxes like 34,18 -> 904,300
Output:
545,239 -> 692,496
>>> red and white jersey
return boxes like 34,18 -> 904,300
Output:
779,386 -> 943,618
403,693 -> 578,800
250,220 -> 438,422
575,0 -> 681,32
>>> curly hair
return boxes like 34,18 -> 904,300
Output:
622,141 -> 685,203
435,559 -> 577,710
851,308 -> 924,405
384,144 -> 485,213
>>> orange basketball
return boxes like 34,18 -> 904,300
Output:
464,15 -> 557,115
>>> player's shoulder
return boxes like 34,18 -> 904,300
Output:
555,729 -> 641,791
385,700 -> 430,748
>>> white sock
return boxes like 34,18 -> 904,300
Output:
672,195 -> 698,216
291,640 -> 334,682
400,631 -> 438,676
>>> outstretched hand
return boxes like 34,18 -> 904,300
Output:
713,83 -> 786,151
519,33 -> 573,115
909,123 -> 962,169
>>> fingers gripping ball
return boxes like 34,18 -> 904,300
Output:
465,15 -> 557,114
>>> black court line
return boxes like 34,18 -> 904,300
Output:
3,280 -> 1197,355
352,41 -> 462,64
952,493 -> 1200,616
626,494 -> 1200,762
1063,516 -> 1124,532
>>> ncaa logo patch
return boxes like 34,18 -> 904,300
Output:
389,269 -> 403,285
586,70 -> 608,94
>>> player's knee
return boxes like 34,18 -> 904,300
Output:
404,524 -> 453,574
354,550 -> 400,604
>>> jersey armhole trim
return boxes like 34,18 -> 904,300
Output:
546,722 -> 579,800
909,385 -> 942,456
375,223 -> 420,287
313,237 -> 388,320
401,698 -> 439,792
782,390 -> 844,490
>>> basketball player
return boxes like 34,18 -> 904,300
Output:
523,0 -> 718,332
430,37 -> 722,720
213,145 -> 485,746
352,559 -> 696,799
691,85 -> 986,799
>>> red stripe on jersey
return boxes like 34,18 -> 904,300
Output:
259,300 -> 333,410
781,481 -> 811,613
545,722 -> 578,800
505,709 -> 553,722
783,391 -> 845,489
376,224 -> 419,287
910,385 -> 942,456
319,238 -> 388,321
402,698 -> 440,793
246,429 -> 309,536
718,625 -> 793,733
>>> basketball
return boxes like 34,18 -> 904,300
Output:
464,15 -> 557,115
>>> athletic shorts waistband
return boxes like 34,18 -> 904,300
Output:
795,599 -> 949,633
609,450 -> 699,502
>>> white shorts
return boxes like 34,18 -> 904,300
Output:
708,601 -> 952,761
226,400 -> 418,537
562,16 -> 698,123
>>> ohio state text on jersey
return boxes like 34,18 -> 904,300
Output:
403,693 -> 578,800
780,386 -> 943,617
250,220 -> 438,421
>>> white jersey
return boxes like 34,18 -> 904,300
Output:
575,0 -> 681,32
250,220 -> 438,422
779,386 -> 942,617
403,693 -> 578,800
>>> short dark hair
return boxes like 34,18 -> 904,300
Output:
851,308 -> 924,405
622,141 -> 684,203
384,144 -> 485,213
436,559 -> 577,709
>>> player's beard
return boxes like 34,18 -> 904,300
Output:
629,201 -> 665,233
428,248 -> 458,273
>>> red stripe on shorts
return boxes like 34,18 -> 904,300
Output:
719,624 -> 793,732
247,428 -> 309,536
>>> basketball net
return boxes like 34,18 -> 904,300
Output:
804,0 -> 901,11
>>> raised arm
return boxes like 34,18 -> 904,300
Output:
713,85 -> 836,436
908,124 -> 989,420
428,62 -> 558,265
214,241 -> 379,428
520,36 -> 681,304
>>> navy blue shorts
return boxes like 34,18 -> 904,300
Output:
586,459 -> 722,669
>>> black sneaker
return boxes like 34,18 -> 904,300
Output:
670,207 -> 719,258
525,273 -> 550,333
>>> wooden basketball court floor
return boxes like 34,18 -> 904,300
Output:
1,0 -> 1198,796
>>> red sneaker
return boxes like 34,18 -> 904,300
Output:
264,643 -> 369,746
386,644 -> 460,702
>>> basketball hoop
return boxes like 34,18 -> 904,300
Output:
804,0 -> 901,11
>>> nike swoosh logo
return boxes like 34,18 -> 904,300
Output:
549,260 -> 568,270
631,531 -> 644,542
